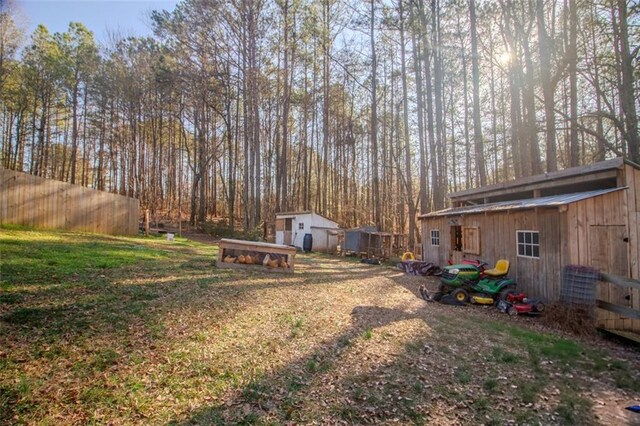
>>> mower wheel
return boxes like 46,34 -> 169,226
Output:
507,306 -> 518,316
535,302 -> 545,312
499,285 -> 516,301
451,288 -> 469,303
432,291 -> 443,302
438,283 -> 449,293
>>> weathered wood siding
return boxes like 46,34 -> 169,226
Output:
421,208 -> 562,300
564,189 -> 638,331
0,168 -> 139,235
624,164 -> 640,331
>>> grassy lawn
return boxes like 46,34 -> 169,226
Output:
1,226 -> 639,425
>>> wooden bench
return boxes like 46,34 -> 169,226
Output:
217,239 -> 296,274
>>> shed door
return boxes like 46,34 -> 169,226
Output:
283,218 -> 293,245
590,225 -> 630,308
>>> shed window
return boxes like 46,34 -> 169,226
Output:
430,230 -> 440,246
298,222 -> 305,230
517,231 -> 539,258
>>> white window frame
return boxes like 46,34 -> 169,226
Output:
430,229 -> 440,246
516,230 -> 540,259
298,222 -> 305,230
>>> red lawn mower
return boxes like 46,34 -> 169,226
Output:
499,292 -> 545,316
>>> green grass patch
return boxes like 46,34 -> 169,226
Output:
518,380 -> 546,404
491,346 -> 520,363
286,315 -> 305,338
306,359 -> 319,373
556,388 -> 592,425
480,321 -> 585,364
362,327 -> 373,340
0,227 -> 186,288
454,365 -> 471,384
483,378 -> 498,393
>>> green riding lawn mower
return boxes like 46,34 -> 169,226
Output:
437,259 -> 516,304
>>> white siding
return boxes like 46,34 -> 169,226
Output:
274,212 -> 339,251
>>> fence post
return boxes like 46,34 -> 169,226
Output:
144,209 -> 150,236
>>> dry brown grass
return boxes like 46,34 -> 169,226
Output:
540,302 -> 598,338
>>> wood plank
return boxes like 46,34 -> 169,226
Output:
217,261 -> 294,274
31,174 -> 39,228
0,170 -> 7,224
42,178 -> 49,229
38,176 -> 45,228
600,272 -> 640,291
12,171 -> 20,225
577,200 -> 588,264
16,172 -> 24,226
565,204 -> 580,265
219,242 -> 295,255
1,170 -> 12,224
598,328 -> 640,344
219,238 -> 297,252
593,193 -> 604,226
129,198 -> 136,235
629,211 -> 639,279
17,172 -> 24,226
596,300 -> 640,319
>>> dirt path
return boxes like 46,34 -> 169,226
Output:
182,252 -> 640,425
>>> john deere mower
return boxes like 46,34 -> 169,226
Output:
439,259 -> 516,303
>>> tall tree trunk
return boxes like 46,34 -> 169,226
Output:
417,0 -> 437,211
70,78 -> 79,184
568,0 -> 579,166
399,0 -> 416,248
536,0 -> 558,172
410,22 -> 428,214
615,0 -> 639,162
431,0 -> 445,210
470,0 -> 487,185
370,0 -> 381,228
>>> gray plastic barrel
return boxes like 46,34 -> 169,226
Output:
303,233 -> 313,252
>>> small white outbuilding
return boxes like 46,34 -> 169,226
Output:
275,211 -> 340,253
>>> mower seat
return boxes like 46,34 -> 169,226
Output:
484,259 -> 509,277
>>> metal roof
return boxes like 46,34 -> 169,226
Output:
448,158 -> 634,200
275,210 -> 313,217
275,210 -> 338,224
419,187 -> 627,218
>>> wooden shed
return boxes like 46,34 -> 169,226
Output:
341,226 -> 405,259
419,158 -> 640,333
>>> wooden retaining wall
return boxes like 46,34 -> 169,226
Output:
0,168 -> 139,235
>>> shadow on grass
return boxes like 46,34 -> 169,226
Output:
173,305 -> 432,425
0,238 -> 401,344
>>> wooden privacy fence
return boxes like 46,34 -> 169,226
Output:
0,168 -> 139,235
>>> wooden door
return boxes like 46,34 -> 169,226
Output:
590,226 -> 630,328
284,218 -> 293,245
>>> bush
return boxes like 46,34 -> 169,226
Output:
199,220 -> 264,241
199,220 -> 235,239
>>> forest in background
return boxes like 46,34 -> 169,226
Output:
0,0 -> 638,247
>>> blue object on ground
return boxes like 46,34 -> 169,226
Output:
625,406 -> 640,413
